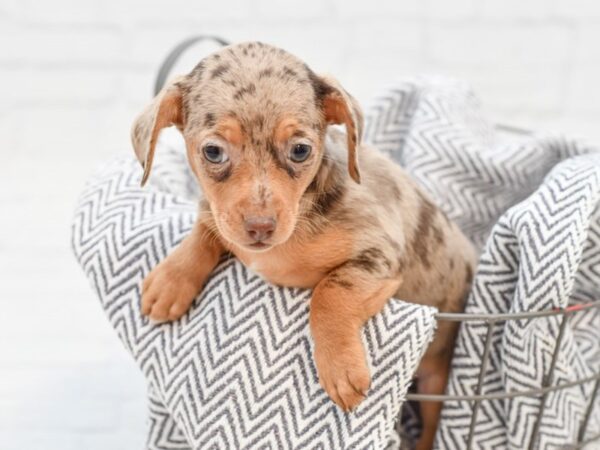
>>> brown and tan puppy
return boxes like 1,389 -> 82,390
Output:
132,41 -> 477,450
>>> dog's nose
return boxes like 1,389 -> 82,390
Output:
244,216 -> 276,242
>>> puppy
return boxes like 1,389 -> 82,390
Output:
132,42 -> 477,450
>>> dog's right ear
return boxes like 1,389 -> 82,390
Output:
131,77 -> 185,186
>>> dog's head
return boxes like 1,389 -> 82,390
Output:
131,42 -> 363,252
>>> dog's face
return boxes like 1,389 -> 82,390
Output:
131,42 -> 363,252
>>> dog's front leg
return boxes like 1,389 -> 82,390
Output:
141,221 -> 224,322
310,267 -> 402,411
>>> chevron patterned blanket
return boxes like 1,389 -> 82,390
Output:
73,78 -> 600,449
364,78 -> 600,448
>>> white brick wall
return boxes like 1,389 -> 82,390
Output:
2,0 -> 600,153
1,0 -> 600,448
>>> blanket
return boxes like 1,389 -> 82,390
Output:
364,77 -> 600,449
72,76 -> 600,449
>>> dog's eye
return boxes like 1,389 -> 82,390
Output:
290,144 -> 312,162
203,145 -> 228,164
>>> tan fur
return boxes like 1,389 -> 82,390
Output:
131,75 -> 185,186
132,42 -> 477,450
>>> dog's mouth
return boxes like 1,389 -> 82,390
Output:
246,241 -> 272,251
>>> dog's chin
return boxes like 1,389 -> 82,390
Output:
237,233 -> 292,253
221,225 -> 295,253
243,241 -> 274,252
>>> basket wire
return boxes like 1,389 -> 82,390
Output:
406,303 -> 600,449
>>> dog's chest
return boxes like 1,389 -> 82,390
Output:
236,250 -> 326,289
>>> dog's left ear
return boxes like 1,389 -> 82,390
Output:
313,74 -> 364,183
131,76 -> 186,186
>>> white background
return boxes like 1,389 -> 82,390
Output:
1,0 -> 599,448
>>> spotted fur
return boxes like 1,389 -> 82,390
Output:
131,42 -> 477,450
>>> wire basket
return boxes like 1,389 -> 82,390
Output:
155,35 -> 600,449
406,304 -> 600,449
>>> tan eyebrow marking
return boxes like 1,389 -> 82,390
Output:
274,117 -> 299,144
215,116 -> 245,146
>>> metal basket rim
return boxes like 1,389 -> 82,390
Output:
434,300 -> 600,322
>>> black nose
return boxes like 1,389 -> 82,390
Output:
244,216 -> 276,242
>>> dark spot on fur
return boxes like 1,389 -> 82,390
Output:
324,273 -> 353,289
204,113 -> 216,128
258,68 -> 273,79
465,263 -> 474,284
234,83 -> 256,100
433,225 -> 445,245
449,258 -> 455,270
223,79 -> 237,88
411,193 -> 437,269
303,154 -> 347,220
397,257 -> 405,274
266,140 -> 297,178
211,63 -> 230,79
282,66 -> 297,78
306,67 -> 333,105
242,47 -> 248,56
283,165 -> 296,178
347,247 -> 392,274
354,258 -> 380,272
292,129 -> 307,139
177,80 -> 192,96
251,114 -> 265,131
265,140 -> 279,160
311,182 -> 345,216
190,60 -> 205,79
382,236 -> 404,273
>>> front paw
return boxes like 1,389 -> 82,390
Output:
141,261 -> 200,322
314,342 -> 371,412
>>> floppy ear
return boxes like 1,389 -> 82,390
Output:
314,74 -> 364,183
131,77 -> 185,186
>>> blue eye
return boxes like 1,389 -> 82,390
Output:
203,145 -> 228,164
290,143 -> 312,162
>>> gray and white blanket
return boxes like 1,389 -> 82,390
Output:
365,77 -> 600,449
72,77 -> 600,449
